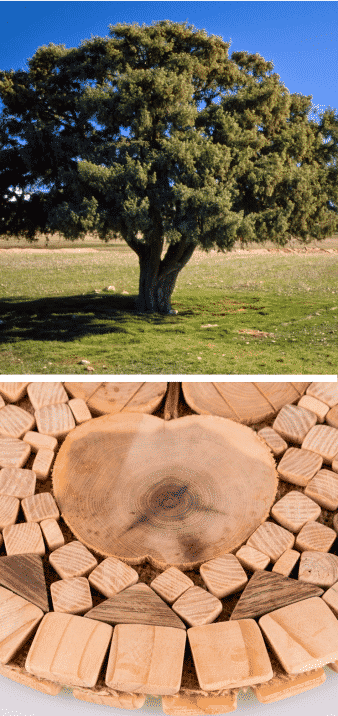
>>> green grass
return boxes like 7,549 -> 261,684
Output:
0,237 -> 337,374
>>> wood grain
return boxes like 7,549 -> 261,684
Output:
302,424 -> 338,464
272,549 -> 300,577
298,551 -> 338,588
271,491 -> 321,532
0,467 -> 36,498
298,396 -> 329,423
326,405 -> 338,429
235,545 -> 270,571
87,382 -> 167,416
162,690 -> 238,715
23,431 -> 58,452
257,427 -> 288,457
229,569 -> 323,621
277,447 -> 323,486
88,556 -> 139,598
172,586 -> 223,627
246,521 -> 295,563
50,577 -> 93,614
0,438 -> 31,468
295,522 -> 336,553
3,522 -> 45,557
0,405 -> 35,439
32,448 -> 54,480
272,404 -> 317,444
305,469 -> 338,510
68,398 -> 92,424
49,540 -> 97,579
0,586 -> 44,664
40,518 -> 65,551
0,383 -> 29,403
21,492 -> 59,523
252,667 -> 326,704
199,555 -> 248,599
64,382 -> 102,401
0,495 -> 20,530
85,583 -> 186,630
35,403 -> 75,438
27,382 -> 68,410
72,686 -> 146,709
306,382 -> 338,408
150,567 -> 194,605
0,554 -> 49,611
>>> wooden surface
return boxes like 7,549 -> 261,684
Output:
52,413 -> 278,569
172,586 -> 223,627
0,554 -> 49,612
64,381 -> 167,415
0,586 -> 44,664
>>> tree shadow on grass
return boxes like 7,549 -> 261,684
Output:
0,292 -> 194,343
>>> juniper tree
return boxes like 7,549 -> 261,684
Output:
0,20 -> 337,313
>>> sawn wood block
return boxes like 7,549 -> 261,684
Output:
0,554 -> 49,612
246,521 -> 295,562
172,586 -> 223,627
88,556 -> 139,598
27,382 -> 68,410
302,424 -> 338,464
0,467 -> 36,498
0,586 -> 44,664
272,404 -> 317,444
271,490 -> 321,532
0,405 -> 35,439
199,554 -> 248,598
298,551 -> 338,588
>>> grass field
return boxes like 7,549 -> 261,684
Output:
0,233 -> 337,375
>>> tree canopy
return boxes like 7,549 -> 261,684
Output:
1,19 -> 337,312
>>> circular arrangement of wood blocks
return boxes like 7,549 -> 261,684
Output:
0,380 -> 338,714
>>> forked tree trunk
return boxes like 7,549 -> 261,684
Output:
135,239 -> 196,314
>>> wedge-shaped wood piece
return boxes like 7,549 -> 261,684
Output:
295,521 -> 336,553
199,554 -> 248,598
272,549 -> 300,577
162,690 -> 238,716
235,545 -> 270,571
87,382 -> 167,416
326,405 -> 338,429
306,382 -> 338,408
68,398 -> 92,424
252,667 -> 326,704
0,467 -> 36,498
106,623 -> 186,695
304,468 -> 338,510
0,661 -> 62,694
255,382 -> 306,410
210,382 -> 275,423
0,382 -> 29,403
246,522 -> 294,562
322,580 -> 338,615
188,619 -> 273,691
3,522 -> 45,557
257,427 -> 288,457
0,494 -> 20,529
277,447 -> 323,486
35,403 -> 75,438
50,577 -> 93,614
0,405 -> 35,439
172,586 -> 223,627
0,554 -> 49,612
0,586 -> 44,664
27,382 -> 68,410
52,413 -> 278,569
25,612 -> 112,687
64,382 -> 103,401
272,404 -> 317,444
259,596 -> 338,674
302,424 -> 338,464
271,491 -> 321,532
298,395 -> 329,422
298,551 -> 338,588
21,491 -> 59,523
40,518 -> 64,551
49,540 -> 97,579
23,430 -> 58,452
88,556 -> 139,598
230,569 -> 323,621
73,686 -> 146,709
150,567 -> 194,605
32,448 -> 54,479
181,383 -> 239,420
85,583 -> 186,629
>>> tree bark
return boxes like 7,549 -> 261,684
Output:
135,239 -> 196,314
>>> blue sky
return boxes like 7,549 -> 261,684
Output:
1,1 -> 337,199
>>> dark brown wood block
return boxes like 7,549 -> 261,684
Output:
0,554 -> 49,612
230,569 -> 323,621
84,582 -> 186,630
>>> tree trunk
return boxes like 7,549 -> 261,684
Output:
136,240 -> 196,314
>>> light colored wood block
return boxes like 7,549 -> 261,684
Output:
334,513 -> 338,532
150,567 -> 194,605
0,437 -> 31,468
252,667 -> 326,704
272,404 -> 317,444
105,623 -> 186,695
88,556 -> 139,598
304,469 -> 338,510
188,619 -> 273,691
40,518 -> 65,551
199,554 -> 248,598
172,586 -> 222,627
35,403 -> 75,438
49,540 -> 98,579
3,522 -> 45,556
271,491 -> 321,532
326,405 -> 338,429
0,661 -> 62,694
64,382 -> 102,401
235,545 -> 270,571
0,467 -> 36,498
299,551 -> 338,588
25,612 -> 112,687
259,596 -> 338,674
333,454 -> 338,473
23,431 -> 58,452
32,448 -> 54,480
322,580 -> 338,615
162,690 -> 238,715
0,383 -> 29,403
298,395 -> 329,422
68,398 -> 92,424
246,521 -> 295,562
295,521 -> 336,552
0,495 -> 20,530
21,492 -> 59,523
27,382 -> 68,409
302,424 -> 338,464
272,549 -> 300,576
0,586 -> 44,664
277,447 -> 323,486
306,382 -> 338,408
0,395 -> 5,409
72,686 -> 146,709
0,405 -> 35,439
50,577 -> 93,614
257,427 -> 288,457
